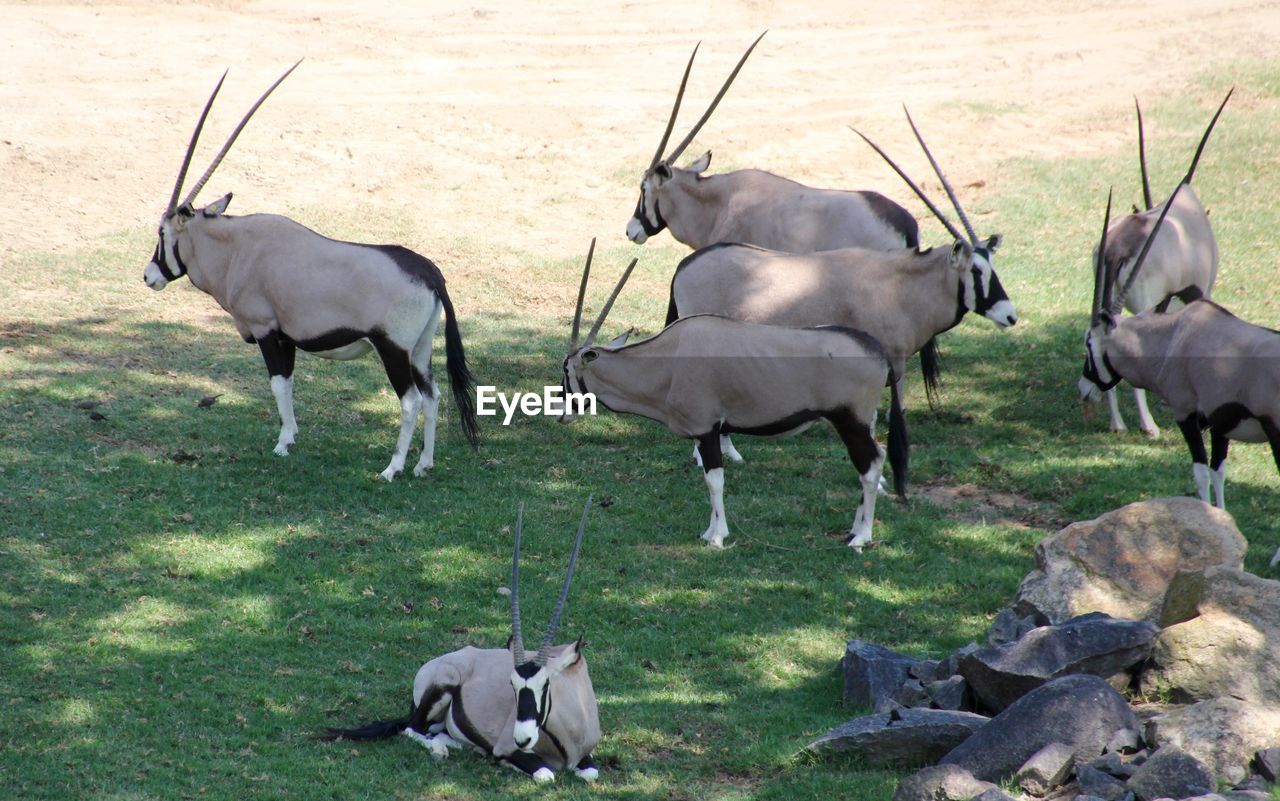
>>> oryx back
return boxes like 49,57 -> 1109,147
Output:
1105,185 -> 1217,314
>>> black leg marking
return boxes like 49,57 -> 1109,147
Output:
371,335 -> 414,398
1177,415 -> 1208,465
1262,417 -> 1280,473
1210,428 -> 1231,472
412,366 -> 436,398
577,754 -> 597,772
407,685 -> 448,736
257,330 -> 297,378
829,409 -> 880,475
696,431 -> 723,473
503,749 -> 552,778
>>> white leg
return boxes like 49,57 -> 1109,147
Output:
1105,387 -> 1127,432
692,441 -> 702,467
1211,465 -> 1226,510
414,378 -> 441,477
1191,462 -> 1211,504
701,467 -> 730,548
381,386 -> 423,482
1270,547 -> 1280,568
402,728 -> 454,760
894,374 -> 907,414
849,447 -> 886,551
532,767 -> 555,783
721,434 -> 744,463
270,375 -> 298,456
1134,388 -> 1161,439
575,765 -> 599,782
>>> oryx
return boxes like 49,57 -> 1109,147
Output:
668,112 -> 1017,494
1094,90 -> 1232,438
562,241 -> 902,550
142,64 -> 479,480
324,500 -> 601,783
1081,186 -> 1280,525
626,32 -> 918,254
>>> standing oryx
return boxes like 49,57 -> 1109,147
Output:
324,500 -> 601,783
668,114 -> 1017,495
562,242 -> 902,550
626,33 -> 918,254
1081,186 -> 1280,519
1094,90 -> 1232,438
143,64 -> 479,480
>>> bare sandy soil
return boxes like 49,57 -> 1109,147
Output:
3,0 -> 1278,266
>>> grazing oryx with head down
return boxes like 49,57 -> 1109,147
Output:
143,64 -> 479,480
324,500 -> 601,783
1081,186 -> 1280,525
1094,90 -> 1232,438
562,242 -> 902,550
669,114 -> 1017,495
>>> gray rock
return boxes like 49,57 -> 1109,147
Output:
1223,791 -> 1270,801
972,789 -> 1019,801
940,675 -> 1137,783
806,707 -> 990,769
986,606 -> 1045,646
1013,499 -> 1246,625
1016,741 -> 1077,796
1077,763 -> 1128,801
940,643 -> 983,679
1127,746 -> 1214,801
1143,567 -> 1280,705
1221,764 -> 1248,787
1233,775 -> 1270,792
911,659 -> 944,683
897,677 -> 932,709
1145,698 -> 1280,780
893,764 -> 999,801
1105,727 -> 1143,755
959,614 -> 1159,712
1254,747 -> 1280,783
842,640 -> 921,710
928,675 -> 972,711
1086,752 -> 1123,777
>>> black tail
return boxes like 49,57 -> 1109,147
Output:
887,375 -> 909,500
320,716 -> 409,742
919,337 -> 943,410
437,284 -> 480,448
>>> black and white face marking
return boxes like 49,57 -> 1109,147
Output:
510,662 -> 551,752
1078,324 -> 1120,401
959,237 -> 1017,328
559,351 -> 594,422
143,210 -> 192,291
626,165 -> 670,244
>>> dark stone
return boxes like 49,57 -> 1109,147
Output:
1127,746 -> 1215,801
928,675 -> 971,711
959,614 -> 1159,712
841,640 -> 920,710
910,659 -> 943,683
940,643 -> 982,679
986,606 -> 1044,646
1105,727 -> 1143,755
893,765 -> 998,801
1254,747 -> 1280,783
939,675 -> 1137,783
1015,741 -> 1076,796
806,707 -> 990,769
1223,791 -> 1271,801
1087,752 -> 1124,777
1076,763 -> 1127,801
971,789 -> 1019,801
896,678 -> 931,709
1233,774 -> 1269,792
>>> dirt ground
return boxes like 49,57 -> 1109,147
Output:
3,0 -> 1278,265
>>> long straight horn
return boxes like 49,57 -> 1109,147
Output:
650,44 -> 700,169
167,70 -> 229,214
582,258 -> 639,349
569,238 -> 595,351
904,106 -> 978,245
1182,87 -> 1233,186
664,31 -> 766,164
1135,98 -> 1153,210
1111,182 -> 1185,315
1092,188 -> 1114,322
181,59 -> 302,208
510,504 -> 527,665
534,496 -> 591,666
851,126 -> 967,244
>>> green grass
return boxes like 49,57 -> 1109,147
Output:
4,80 -> 1280,801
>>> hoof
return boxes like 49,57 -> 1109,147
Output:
412,460 -> 434,478
1141,426 -> 1161,440
575,767 -> 599,782
700,529 -> 727,548
273,442 -> 292,456
379,466 -> 402,482
532,767 -> 555,784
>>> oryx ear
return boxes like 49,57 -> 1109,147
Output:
653,163 -> 673,181
984,234 -> 1002,253
687,150 -> 712,174
545,637 -> 583,675
1098,310 -> 1116,331
605,327 -> 634,348
202,192 -> 233,217
948,240 -> 971,269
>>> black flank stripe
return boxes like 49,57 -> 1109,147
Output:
544,727 -> 568,765
449,690 -> 492,754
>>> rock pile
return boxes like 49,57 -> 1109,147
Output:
806,499 -> 1280,801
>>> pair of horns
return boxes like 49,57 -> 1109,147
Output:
165,60 -> 302,215
1091,181 -> 1186,323
510,497 -> 591,667
568,238 -> 639,352
648,31 -> 767,171
852,107 -> 979,247
1135,88 -> 1233,211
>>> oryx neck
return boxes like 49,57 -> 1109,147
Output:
577,342 -> 675,424
659,172 -> 732,250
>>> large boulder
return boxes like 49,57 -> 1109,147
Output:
939,675 -> 1137,783
893,765 -> 998,801
841,639 -> 922,710
1126,746 -> 1215,801
805,708 -> 990,768
959,613 -> 1159,711
1013,499 -> 1245,625
1145,698 -> 1280,780
1143,567 -> 1280,705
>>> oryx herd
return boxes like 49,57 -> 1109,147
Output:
139,37 -> 1280,783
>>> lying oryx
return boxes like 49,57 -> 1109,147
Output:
669,116 -> 1017,495
1095,90 -> 1232,438
626,33 -> 918,253
142,64 -> 479,480
324,500 -> 600,783
1081,187 -> 1280,520
562,243 -> 901,550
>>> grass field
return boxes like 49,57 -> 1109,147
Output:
4,74 -> 1280,800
